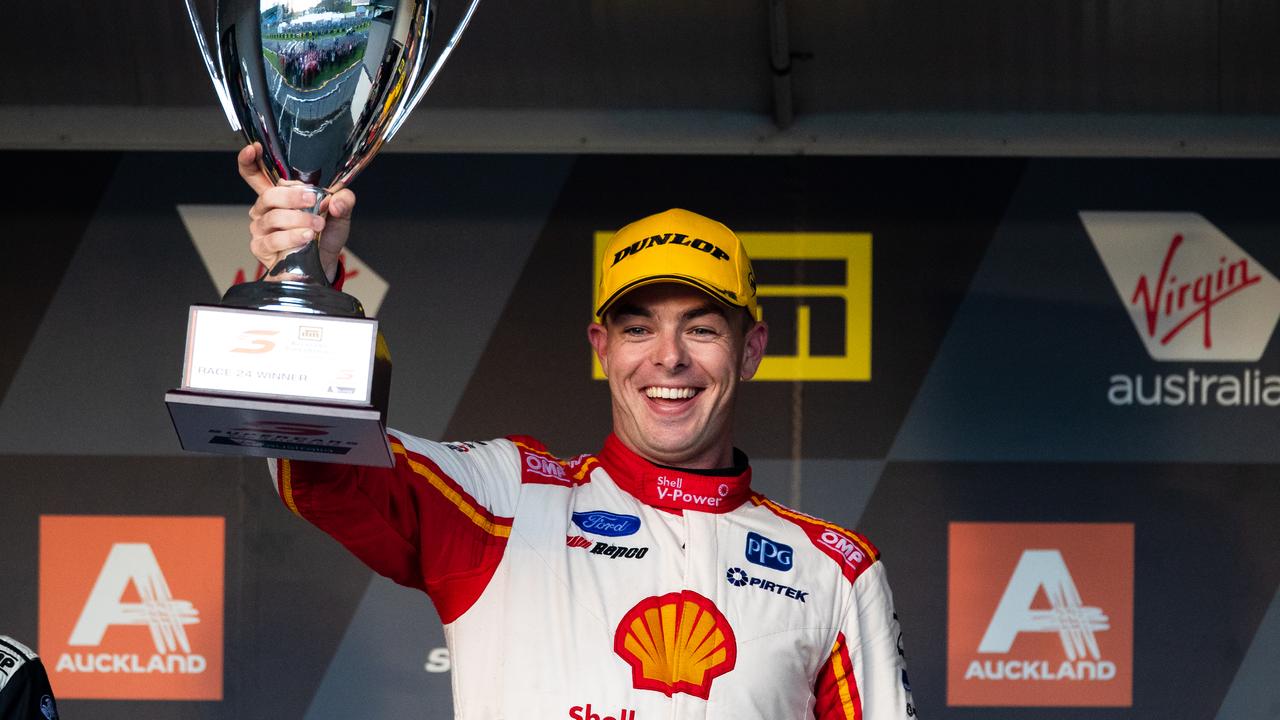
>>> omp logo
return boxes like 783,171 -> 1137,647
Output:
525,453 -> 567,480
1081,211 -> 1280,362
819,529 -> 866,568
231,329 -> 278,354
594,231 -> 872,381
614,592 -> 736,698
39,516 -> 224,700
177,204 -> 389,316
948,522 -> 1133,708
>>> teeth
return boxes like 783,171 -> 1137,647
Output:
646,387 -> 696,400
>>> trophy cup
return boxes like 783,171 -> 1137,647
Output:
165,0 -> 480,467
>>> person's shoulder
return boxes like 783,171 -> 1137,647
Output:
747,493 -> 881,584
0,635 -> 39,690
504,435 -> 600,488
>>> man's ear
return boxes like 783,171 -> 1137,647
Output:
587,321 -> 609,377
738,321 -> 769,381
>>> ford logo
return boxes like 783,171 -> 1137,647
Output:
571,511 -> 641,537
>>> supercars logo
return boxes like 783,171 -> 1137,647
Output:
595,231 -> 872,381
614,592 -> 736,699
1081,211 -> 1280,362
948,522 -> 1133,707
39,516 -> 224,700
230,329 -> 278,354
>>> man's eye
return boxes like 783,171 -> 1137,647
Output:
690,327 -> 718,337
622,326 -> 649,337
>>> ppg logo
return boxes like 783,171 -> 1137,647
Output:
745,532 -> 793,571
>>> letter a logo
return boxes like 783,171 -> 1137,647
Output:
68,543 -> 200,653
977,550 -> 1108,660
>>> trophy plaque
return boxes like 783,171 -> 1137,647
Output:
166,0 -> 480,467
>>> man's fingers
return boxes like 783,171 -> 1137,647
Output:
237,143 -> 275,195
250,229 -> 317,267
252,207 -> 324,236
249,185 -> 324,221
324,189 -> 357,219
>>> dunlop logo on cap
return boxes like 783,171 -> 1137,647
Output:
613,591 -> 736,699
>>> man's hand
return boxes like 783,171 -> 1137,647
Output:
238,143 -> 356,283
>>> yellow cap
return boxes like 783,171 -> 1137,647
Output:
595,209 -> 760,321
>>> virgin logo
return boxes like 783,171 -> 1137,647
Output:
1130,234 -> 1260,349
1081,212 -> 1280,362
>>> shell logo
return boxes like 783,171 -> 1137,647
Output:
613,591 -> 737,699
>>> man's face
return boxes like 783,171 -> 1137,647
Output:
587,283 -> 768,469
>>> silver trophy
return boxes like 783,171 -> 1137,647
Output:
166,0 -> 479,467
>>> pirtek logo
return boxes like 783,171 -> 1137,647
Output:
725,567 -> 808,603
1082,211 -> 1280,362
611,233 -> 730,266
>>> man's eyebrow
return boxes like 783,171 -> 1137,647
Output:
610,303 -> 652,319
682,304 -> 729,322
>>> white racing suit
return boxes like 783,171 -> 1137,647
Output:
272,432 -> 916,719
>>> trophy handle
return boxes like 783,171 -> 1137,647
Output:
183,0 -> 242,132
384,0 -> 484,141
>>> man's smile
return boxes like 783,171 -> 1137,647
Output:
643,386 -> 701,400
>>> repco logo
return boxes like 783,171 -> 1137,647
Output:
611,233 -> 730,266
39,516 -> 224,700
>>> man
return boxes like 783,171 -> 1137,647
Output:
0,636 -> 59,720
240,146 -> 916,719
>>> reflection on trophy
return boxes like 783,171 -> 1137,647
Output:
166,0 -> 480,467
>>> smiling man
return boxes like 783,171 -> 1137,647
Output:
241,148 -> 915,719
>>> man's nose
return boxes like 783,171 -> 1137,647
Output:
651,330 -> 688,370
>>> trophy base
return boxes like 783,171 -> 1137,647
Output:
165,390 -> 394,467
222,279 -> 365,317
167,303 -> 393,467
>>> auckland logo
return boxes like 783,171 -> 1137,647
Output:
966,550 -> 1113,682
948,522 -> 1133,707
57,543 -> 205,676
1081,212 -> 1280,407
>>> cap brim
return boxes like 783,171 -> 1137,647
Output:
595,274 -> 745,318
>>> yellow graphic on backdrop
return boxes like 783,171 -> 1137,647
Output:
593,231 -> 871,381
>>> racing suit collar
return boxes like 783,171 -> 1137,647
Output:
598,434 -> 752,514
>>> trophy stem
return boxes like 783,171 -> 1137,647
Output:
221,182 -> 364,317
